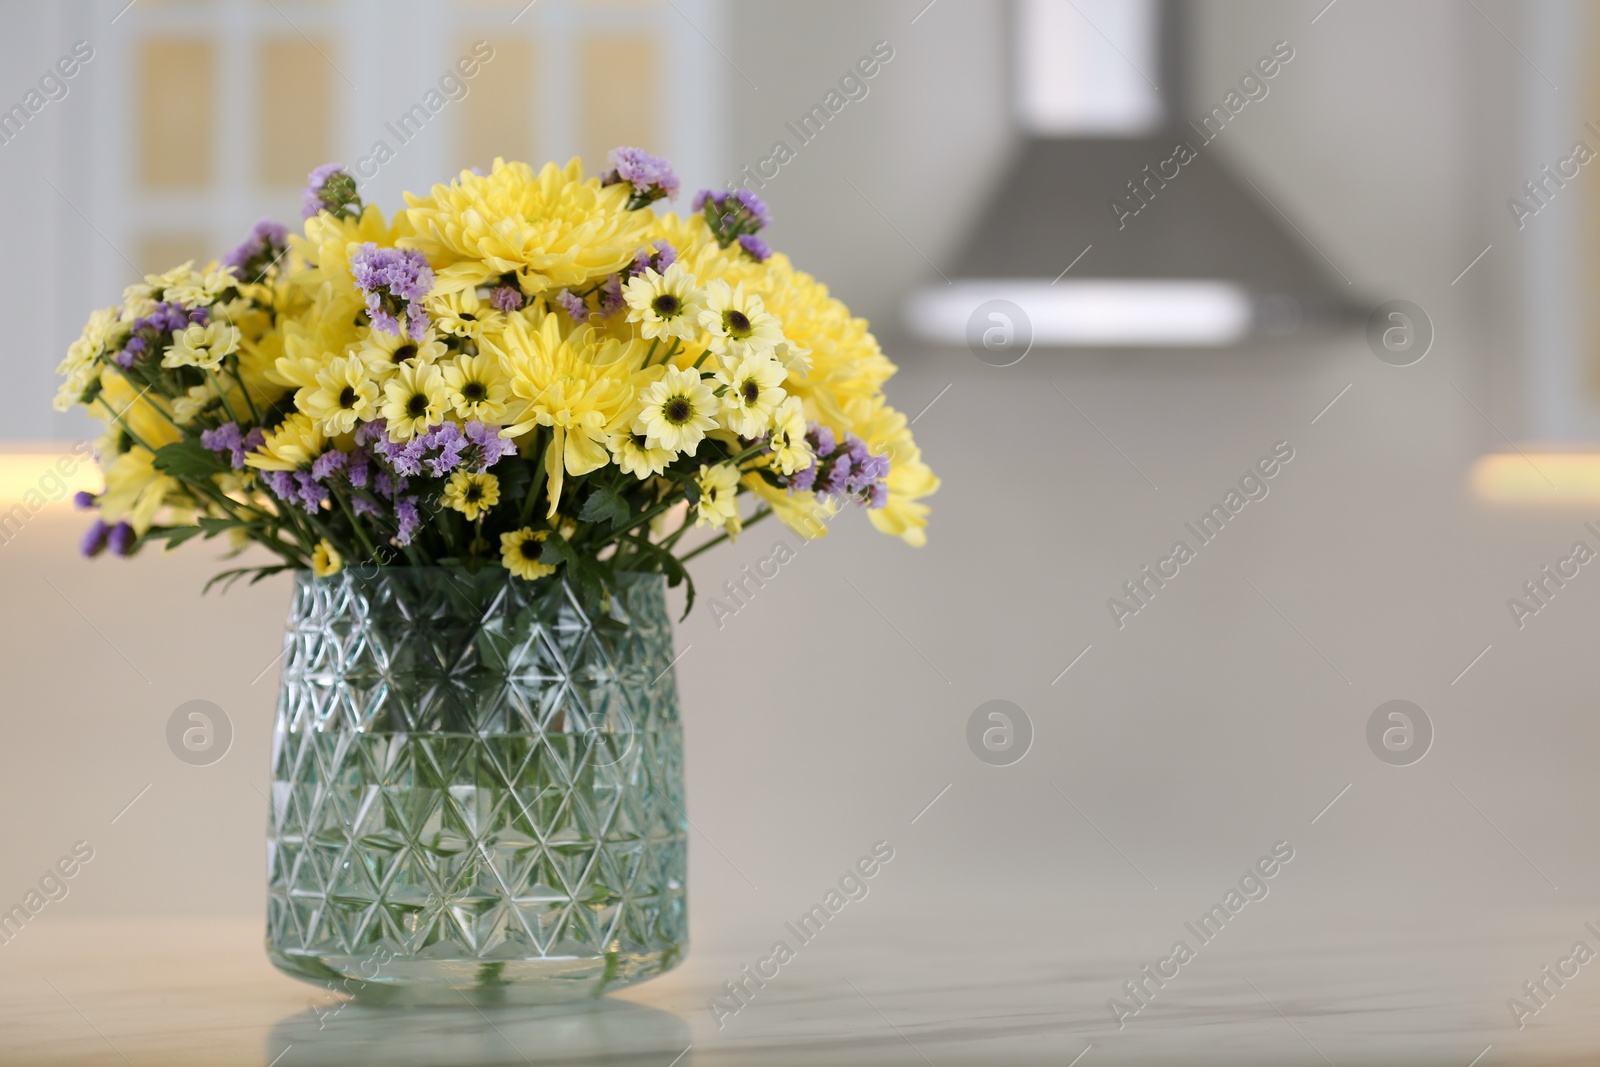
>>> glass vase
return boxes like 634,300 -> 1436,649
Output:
265,567 -> 687,1004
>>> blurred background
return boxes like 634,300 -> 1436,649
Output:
7,0 -> 1600,1062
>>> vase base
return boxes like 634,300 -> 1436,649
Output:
267,943 -> 686,1005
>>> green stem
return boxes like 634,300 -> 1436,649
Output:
519,428 -> 548,524
678,507 -> 772,564
333,487 -> 377,558
203,367 -> 241,425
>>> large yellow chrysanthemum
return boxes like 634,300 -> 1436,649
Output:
485,311 -> 648,517
402,158 -> 651,297
290,203 -> 414,308
841,396 -> 939,548
95,370 -> 182,454
644,212 -> 933,544
99,447 -> 178,535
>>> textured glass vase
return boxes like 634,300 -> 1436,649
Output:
265,567 -> 687,1004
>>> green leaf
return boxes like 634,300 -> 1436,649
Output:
623,532 -> 696,621
152,439 -> 229,482
578,485 -> 630,529
144,525 -> 206,547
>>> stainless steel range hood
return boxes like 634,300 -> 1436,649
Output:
906,0 -> 1360,348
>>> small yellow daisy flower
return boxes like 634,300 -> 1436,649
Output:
633,365 -> 718,454
694,462 -> 742,533
311,539 -> 343,577
296,355 -> 380,436
380,361 -> 450,440
767,395 -> 812,476
162,321 -> 241,370
716,354 -> 786,439
441,353 -> 509,423
698,280 -> 784,365
622,263 -> 705,342
441,470 -> 501,521
500,527 -> 557,580
354,328 -> 447,382
607,430 -> 676,480
429,286 -> 505,341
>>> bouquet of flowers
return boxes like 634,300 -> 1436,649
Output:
53,150 -> 937,606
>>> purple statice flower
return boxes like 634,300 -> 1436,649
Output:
631,240 -> 678,278
311,450 -> 348,481
351,495 -> 380,518
354,419 -> 388,447
80,519 -> 110,558
789,461 -> 818,494
807,424 -> 836,459
373,434 -> 426,478
464,421 -> 515,471
259,469 -> 297,502
601,147 -> 680,207
416,422 -> 467,477
491,285 -> 524,313
293,471 -> 328,514
597,274 -> 625,316
107,522 -> 136,557
732,188 -> 771,227
73,490 -> 96,510
201,423 -> 247,469
778,424 -> 888,509
373,470 -> 408,500
350,244 -> 434,340
695,187 -> 771,248
243,427 -> 265,453
737,234 -> 772,262
302,163 -> 361,220
346,448 -> 371,489
554,289 -> 590,323
395,496 -> 422,545
224,217 -> 290,280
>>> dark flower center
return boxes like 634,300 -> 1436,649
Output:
742,380 -> 760,403
394,344 -> 417,362
652,293 -> 682,317
725,310 -> 752,337
339,386 -> 358,409
406,393 -> 429,417
519,538 -> 543,560
460,312 -> 476,322
665,397 -> 691,424
462,381 -> 487,401
631,433 -> 649,448
465,484 -> 484,503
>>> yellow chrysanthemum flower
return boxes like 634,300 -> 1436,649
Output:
245,413 -> 327,472
442,470 -> 501,521
311,539 -> 343,577
402,157 -> 651,296
843,397 -> 939,548
98,447 -> 178,535
441,352 -> 509,423
487,311 -> 643,516
380,362 -> 449,441
500,527 -> 557,580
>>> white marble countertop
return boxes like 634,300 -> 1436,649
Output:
5,908 -> 1600,1066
